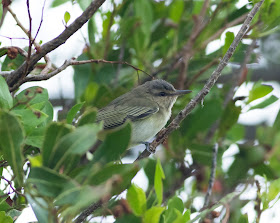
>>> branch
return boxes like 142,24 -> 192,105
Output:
135,0 -> 265,161
6,0 -> 107,88
9,58 -> 151,92
75,200 -> 103,223
202,143 -> 218,208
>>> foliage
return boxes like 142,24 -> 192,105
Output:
0,0 -> 280,222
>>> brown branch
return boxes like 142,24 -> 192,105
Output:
6,0 -> 107,89
75,200 -> 103,223
135,0 -> 265,161
9,58 -> 151,92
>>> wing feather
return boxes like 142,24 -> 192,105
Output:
96,98 -> 159,129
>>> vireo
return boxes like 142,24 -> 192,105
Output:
96,79 -> 191,150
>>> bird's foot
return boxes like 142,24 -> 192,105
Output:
141,142 -> 155,154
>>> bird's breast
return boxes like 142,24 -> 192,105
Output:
130,109 -> 171,145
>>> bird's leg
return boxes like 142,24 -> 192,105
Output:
141,141 -> 155,154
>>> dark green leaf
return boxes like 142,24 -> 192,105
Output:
28,167 -> 73,197
42,122 -> 73,167
127,184 -> 147,216
249,95 -> 278,110
114,214 -> 141,223
0,111 -> 24,185
47,124 -> 102,170
93,123 -> 131,164
66,102 -> 85,124
25,126 -> 45,148
0,76 -> 13,109
77,108 -> 97,126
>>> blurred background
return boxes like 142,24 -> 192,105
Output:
1,0 -> 280,222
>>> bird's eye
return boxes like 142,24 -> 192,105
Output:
159,92 -> 166,96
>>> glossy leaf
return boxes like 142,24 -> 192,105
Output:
0,111 -> 24,185
127,184 -> 147,216
0,76 -> 13,109
66,102 -> 85,124
64,11 -> 70,24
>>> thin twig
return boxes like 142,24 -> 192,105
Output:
203,143 -> 218,208
75,200 -> 103,223
135,0 -> 265,161
9,58 -> 151,92
6,0 -> 107,88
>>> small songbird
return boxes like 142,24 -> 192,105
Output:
96,79 -> 191,150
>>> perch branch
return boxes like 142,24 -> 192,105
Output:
135,0 -> 265,161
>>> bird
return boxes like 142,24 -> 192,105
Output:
96,79 -> 191,151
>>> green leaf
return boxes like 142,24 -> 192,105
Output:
143,206 -> 165,223
169,0 -> 184,23
42,122 -> 73,167
25,126 -> 45,148
249,95 -> 278,110
51,0 -> 69,7
0,76 -> 13,109
64,11 -> 71,24
0,211 -> 13,223
114,214 -> 141,223
77,108 -> 97,126
28,166 -> 73,197
0,111 -> 24,185
66,102 -> 85,124
47,124 -> 102,170
2,53 -> 25,71
154,159 -> 165,205
13,87 -> 49,110
127,184 -> 147,216
93,123 -> 131,164
164,197 -> 185,223
223,32 -> 235,55
26,194 -> 51,223
248,82 -> 273,103
218,102 -> 241,138
268,178 -> 280,201
12,108 -> 48,134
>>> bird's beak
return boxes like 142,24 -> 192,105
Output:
172,89 -> 192,96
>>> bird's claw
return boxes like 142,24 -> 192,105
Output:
141,142 -> 155,154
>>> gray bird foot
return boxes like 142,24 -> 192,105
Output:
141,142 -> 155,154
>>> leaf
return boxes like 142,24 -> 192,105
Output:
0,211 -> 13,223
2,53 -> 25,71
28,166 -> 73,197
127,184 -> 147,216
0,76 -> 13,109
51,0 -> 69,7
92,123 -> 131,164
223,32 -> 235,55
154,159 -> 165,205
13,87 -> 49,110
169,0 -> 184,23
42,122 -> 73,167
114,214 -> 141,223
143,206 -> 165,223
0,111 -> 24,185
77,108 -> 97,126
64,11 -> 71,24
248,82 -> 273,103
268,178 -> 280,201
249,95 -> 278,110
25,126 -> 45,148
26,194 -> 51,223
164,197 -> 185,223
66,102 -> 85,124
47,124 -> 102,170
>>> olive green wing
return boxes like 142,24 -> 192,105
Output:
96,99 -> 159,129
